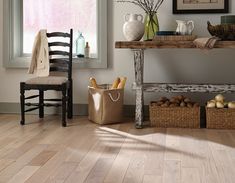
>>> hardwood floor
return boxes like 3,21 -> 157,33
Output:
0,114 -> 235,183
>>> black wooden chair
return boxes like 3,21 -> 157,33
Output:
20,29 -> 73,127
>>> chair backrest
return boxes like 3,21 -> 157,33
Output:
46,29 -> 73,80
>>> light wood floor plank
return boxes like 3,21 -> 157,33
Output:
24,148 -> 71,183
144,128 -> 166,176
0,144 -> 47,182
193,130 -> 220,183
65,141 -> 106,183
84,125 -> 127,183
103,124 -> 135,183
162,160 -> 181,183
164,129 -> 181,161
0,115 -> 234,183
7,166 -> 40,183
44,162 -> 77,183
28,150 -> 57,166
181,167 -> 200,183
210,149 -> 235,183
123,129 -> 151,183
142,175 -> 162,183
0,159 -> 14,172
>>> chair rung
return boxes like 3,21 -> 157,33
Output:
44,99 -> 62,102
25,95 -> 39,100
25,103 -> 39,107
25,107 -> 39,113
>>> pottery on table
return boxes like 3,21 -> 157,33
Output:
176,20 -> 194,35
123,14 -> 144,41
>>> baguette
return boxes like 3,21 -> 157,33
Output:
89,78 -> 100,89
111,77 -> 120,89
117,77 -> 127,89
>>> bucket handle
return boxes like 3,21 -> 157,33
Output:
108,92 -> 121,102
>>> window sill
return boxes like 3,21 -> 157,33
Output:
3,57 -> 107,69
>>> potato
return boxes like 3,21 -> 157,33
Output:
154,102 -> 161,106
177,95 -> 185,101
180,102 -> 186,107
174,99 -> 180,104
175,103 -> 180,107
161,103 -> 169,107
165,101 -> 170,105
160,97 -> 168,102
170,98 -> 177,103
184,98 -> 191,103
169,104 -> 176,107
187,103 -> 193,108
157,101 -> 164,106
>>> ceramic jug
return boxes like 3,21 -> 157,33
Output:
176,20 -> 195,35
123,14 -> 144,41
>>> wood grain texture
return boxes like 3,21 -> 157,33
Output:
0,114 -> 235,183
115,41 -> 235,49
7,166 -> 40,183
28,150 -> 57,166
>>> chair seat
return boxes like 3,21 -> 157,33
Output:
25,76 -> 68,85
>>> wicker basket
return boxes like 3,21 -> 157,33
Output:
206,108 -> 235,129
149,102 -> 200,128
207,21 -> 235,40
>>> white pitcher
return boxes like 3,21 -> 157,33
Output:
176,20 -> 195,35
123,14 -> 144,41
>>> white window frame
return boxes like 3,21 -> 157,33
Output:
3,0 -> 107,69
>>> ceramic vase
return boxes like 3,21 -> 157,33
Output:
123,14 -> 144,41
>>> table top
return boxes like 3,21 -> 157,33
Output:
115,41 -> 235,49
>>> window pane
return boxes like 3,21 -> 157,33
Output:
23,0 -> 97,57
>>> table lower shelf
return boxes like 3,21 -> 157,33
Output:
133,83 -> 235,93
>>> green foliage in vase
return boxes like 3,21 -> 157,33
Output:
144,13 -> 159,41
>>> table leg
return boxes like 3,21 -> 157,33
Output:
133,49 -> 144,129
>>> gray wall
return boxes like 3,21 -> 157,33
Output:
0,0 -> 235,108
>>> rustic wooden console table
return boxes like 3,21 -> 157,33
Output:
115,41 -> 235,129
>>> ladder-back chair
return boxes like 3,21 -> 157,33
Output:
20,29 -> 73,127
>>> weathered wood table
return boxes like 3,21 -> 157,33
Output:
115,41 -> 235,129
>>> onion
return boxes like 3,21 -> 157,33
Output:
207,101 -> 216,108
228,102 -> 235,109
215,94 -> 225,102
216,101 -> 224,108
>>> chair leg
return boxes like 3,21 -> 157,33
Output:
20,83 -> 25,125
62,84 -> 67,127
67,80 -> 73,119
39,90 -> 44,118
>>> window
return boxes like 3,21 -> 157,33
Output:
3,0 -> 107,69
